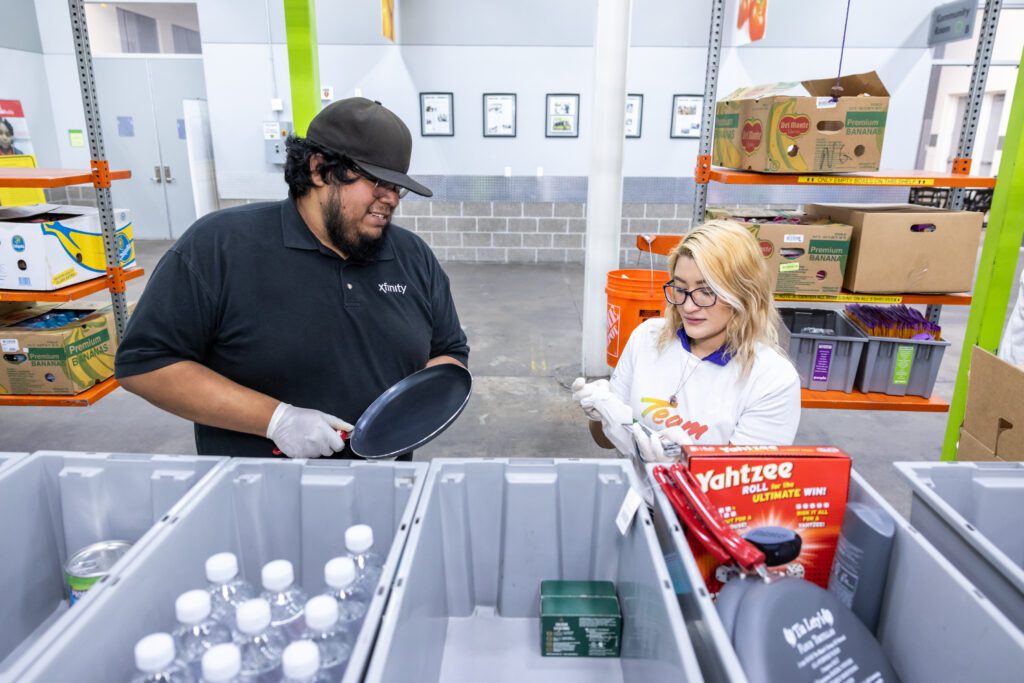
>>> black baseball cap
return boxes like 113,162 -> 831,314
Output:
306,97 -> 432,197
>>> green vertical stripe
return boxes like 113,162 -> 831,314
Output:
284,0 -> 320,137
942,44 -> 1024,460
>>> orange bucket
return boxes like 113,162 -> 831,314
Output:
605,269 -> 666,367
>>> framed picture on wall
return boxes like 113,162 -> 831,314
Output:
545,93 -> 579,138
483,93 -> 516,137
420,92 -> 454,136
670,94 -> 702,139
625,93 -> 643,138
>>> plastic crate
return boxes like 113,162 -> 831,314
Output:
856,334 -> 950,398
646,463 -> 1024,682
0,451 -> 225,679
779,308 -> 869,393
8,457 -> 426,683
895,461 -> 1024,631
365,458 -> 705,683
0,452 -> 27,472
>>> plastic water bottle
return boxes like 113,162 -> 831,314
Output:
323,557 -> 369,626
344,525 -> 383,595
206,552 -> 257,625
234,599 -> 286,681
300,595 -> 353,677
130,632 -> 195,683
201,643 -> 242,683
173,589 -> 233,677
260,560 -> 309,640
280,640 -> 332,683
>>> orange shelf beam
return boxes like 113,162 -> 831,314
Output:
801,388 -> 949,412
0,167 -> 131,188
0,268 -> 144,302
0,377 -> 120,407
774,292 -> 971,306
706,167 -> 996,188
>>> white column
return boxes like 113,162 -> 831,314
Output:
582,0 -> 633,377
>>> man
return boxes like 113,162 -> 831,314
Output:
115,98 -> 469,459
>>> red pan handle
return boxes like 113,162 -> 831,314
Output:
669,463 -> 765,574
272,430 -> 348,457
653,465 -> 733,566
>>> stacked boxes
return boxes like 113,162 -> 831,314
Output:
713,71 -> 889,174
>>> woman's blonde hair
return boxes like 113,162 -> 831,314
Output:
657,219 -> 781,376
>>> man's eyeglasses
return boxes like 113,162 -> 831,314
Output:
663,282 -> 718,307
350,164 -> 409,198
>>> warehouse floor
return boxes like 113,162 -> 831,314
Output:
1,240 -> 1021,517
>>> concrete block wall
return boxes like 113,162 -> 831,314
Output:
395,200 -> 691,266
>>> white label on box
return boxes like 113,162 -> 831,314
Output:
1,339 -> 18,352
616,487 -> 644,535
784,234 -> 805,244
816,96 -> 838,109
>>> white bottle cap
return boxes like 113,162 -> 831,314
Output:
282,640 -> 320,680
202,643 -> 242,682
175,589 -> 212,625
206,552 -> 240,584
345,524 -> 374,554
324,556 -> 357,590
134,632 -> 175,673
235,598 -> 272,635
305,594 -> 339,631
262,559 -> 295,592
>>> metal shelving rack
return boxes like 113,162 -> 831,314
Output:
640,0 -> 1011,419
0,0 -> 141,407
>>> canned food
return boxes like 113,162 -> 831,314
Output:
64,540 -> 132,606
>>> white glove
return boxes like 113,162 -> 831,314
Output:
571,377 -> 609,421
266,402 -> 354,459
633,424 -> 693,463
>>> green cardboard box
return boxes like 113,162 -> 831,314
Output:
541,595 -> 621,657
540,580 -> 617,599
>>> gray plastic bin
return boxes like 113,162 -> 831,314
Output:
779,308 -> 869,393
646,463 -> 1024,682
9,457 -> 426,683
365,458 -> 705,683
0,451 -> 224,679
856,334 -> 949,397
0,452 -> 27,471
895,461 -> 1024,631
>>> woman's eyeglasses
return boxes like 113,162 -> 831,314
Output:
663,282 -> 718,307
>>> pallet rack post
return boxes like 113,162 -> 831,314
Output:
691,0 -> 726,223
67,0 -> 129,342
941,42 -> 1024,460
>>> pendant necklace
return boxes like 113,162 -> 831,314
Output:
669,356 -> 700,407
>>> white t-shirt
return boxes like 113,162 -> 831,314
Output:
610,318 -> 801,445
998,272 -> 1024,366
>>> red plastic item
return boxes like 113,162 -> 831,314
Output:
272,430 -> 348,457
653,466 -> 733,566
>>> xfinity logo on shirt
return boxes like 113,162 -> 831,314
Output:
378,282 -> 407,294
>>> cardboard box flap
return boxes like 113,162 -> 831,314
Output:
801,71 -> 889,98
963,347 -> 1024,455
0,204 -> 64,221
721,81 -> 802,102
811,203 -> 951,216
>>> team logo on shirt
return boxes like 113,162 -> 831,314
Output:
378,282 -> 407,294
640,397 -> 709,440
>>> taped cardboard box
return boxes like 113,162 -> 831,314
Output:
713,71 -> 889,174
805,203 -> 983,294
0,204 -> 135,291
957,427 -> 999,462
961,347 -> 1024,461
0,302 -> 129,395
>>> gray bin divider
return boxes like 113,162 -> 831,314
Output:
778,308 -> 869,393
646,463 -> 1024,682
895,461 -> 1024,630
8,457 -> 427,683
0,451 -> 226,681
366,458 -> 705,683
856,334 -> 950,397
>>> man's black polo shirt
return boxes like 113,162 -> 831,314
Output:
115,199 -> 469,457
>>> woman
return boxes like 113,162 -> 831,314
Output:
574,220 -> 800,460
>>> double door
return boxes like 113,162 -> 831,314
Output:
94,57 -> 207,239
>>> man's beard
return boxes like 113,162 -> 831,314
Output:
323,188 -> 387,263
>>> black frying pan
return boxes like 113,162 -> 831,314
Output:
274,364 -> 473,459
